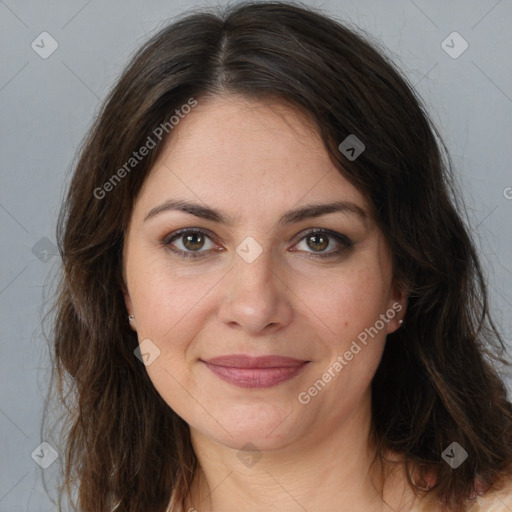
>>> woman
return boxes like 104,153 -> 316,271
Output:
44,1 -> 512,511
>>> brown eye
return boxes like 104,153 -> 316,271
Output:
293,229 -> 353,259
162,227 -> 352,261
163,228 -> 218,259
306,233 -> 329,252
182,232 -> 206,251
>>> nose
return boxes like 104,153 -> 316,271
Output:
217,246 -> 294,336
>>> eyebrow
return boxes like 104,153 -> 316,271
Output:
144,199 -> 369,227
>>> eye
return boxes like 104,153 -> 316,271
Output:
161,227 -> 353,260
162,228 -> 219,259
291,229 -> 353,259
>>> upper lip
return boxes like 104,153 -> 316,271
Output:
202,355 -> 309,368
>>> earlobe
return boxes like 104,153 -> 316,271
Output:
128,314 -> 136,330
385,308 -> 405,334
123,288 -> 137,331
386,286 -> 408,334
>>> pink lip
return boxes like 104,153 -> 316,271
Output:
201,355 -> 310,388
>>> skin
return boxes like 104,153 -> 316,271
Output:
122,94 -> 418,511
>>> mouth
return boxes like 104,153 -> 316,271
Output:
201,355 -> 311,389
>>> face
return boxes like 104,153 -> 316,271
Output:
123,94 -> 405,452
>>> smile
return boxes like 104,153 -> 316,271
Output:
201,355 -> 310,389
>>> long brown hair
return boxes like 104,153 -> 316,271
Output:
43,1 -> 512,510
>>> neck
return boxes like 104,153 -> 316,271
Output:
184,390 -> 414,512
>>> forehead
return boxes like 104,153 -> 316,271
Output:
158,95 -> 326,170
135,95 -> 371,222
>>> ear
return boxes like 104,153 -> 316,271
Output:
122,281 -> 137,331
385,282 -> 408,335
119,249 -> 138,331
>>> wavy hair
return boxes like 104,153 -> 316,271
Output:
43,1 -> 512,511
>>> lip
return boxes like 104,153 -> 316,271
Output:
201,355 -> 310,388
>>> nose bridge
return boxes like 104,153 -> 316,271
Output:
232,238 -> 276,297
218,237 -> 293,333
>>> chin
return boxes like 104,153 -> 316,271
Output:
214,426 -> 297,453
192,402 -> 302,451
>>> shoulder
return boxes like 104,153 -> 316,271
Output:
411,473 -> 512,512
474,474 -> 512,511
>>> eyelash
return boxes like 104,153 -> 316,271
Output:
161,228 -> 353,260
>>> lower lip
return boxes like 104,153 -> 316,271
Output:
202,361 -> 309,388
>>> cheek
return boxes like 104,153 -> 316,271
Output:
293,262 -> 391,348
307,266 -> 391,403
129,252 -> 219,344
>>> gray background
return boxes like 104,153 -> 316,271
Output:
1,0 -> 511,510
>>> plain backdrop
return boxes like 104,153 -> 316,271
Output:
1,0 -> 511,510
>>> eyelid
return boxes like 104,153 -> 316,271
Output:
290,228 -> 353,259
291,227 -> 352,246
161,227 -> 353,259
161,227 -> 221,259
162,227 -> 218,246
